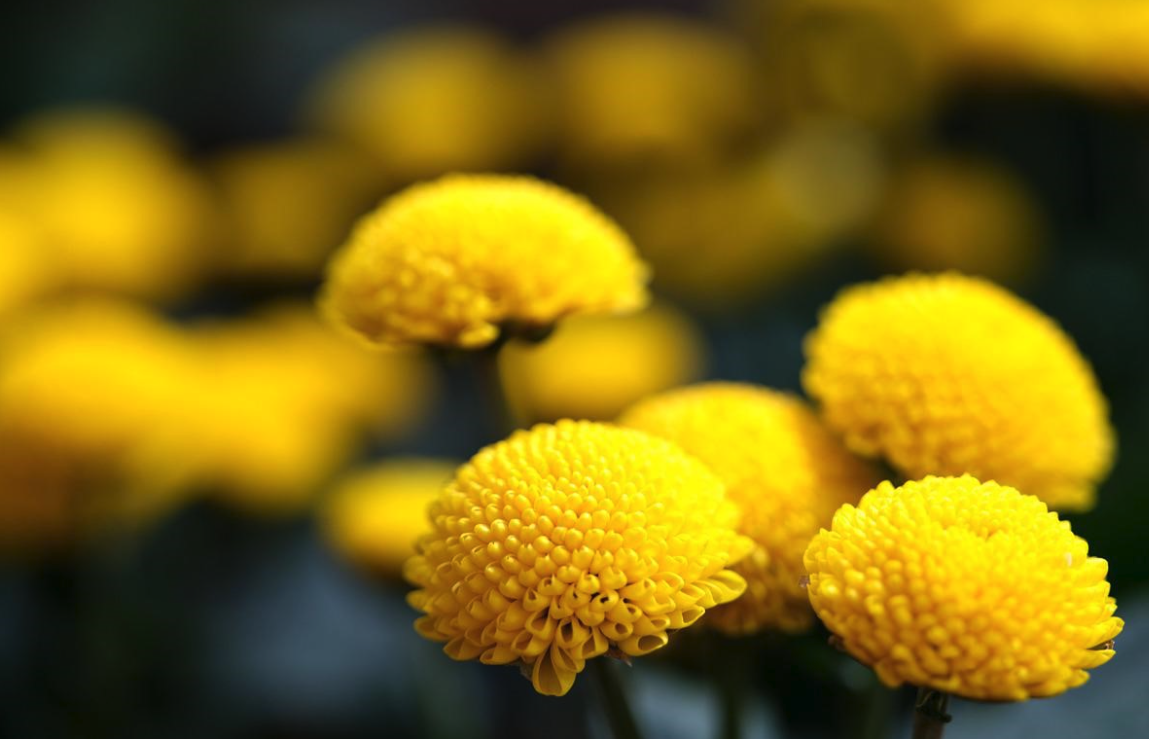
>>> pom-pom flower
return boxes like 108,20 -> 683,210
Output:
321,174 -> 648,348
323,458 -> 456,578
803,273 -> 1114,510
621,383 -> 877,634
499,303 -> 705,422
405,420 -> 753,696
804,475 -> 1123,700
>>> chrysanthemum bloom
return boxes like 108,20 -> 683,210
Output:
870,156 -> 1041,283
405,421 -> 753,696
2,108 -> 216,302
0,209 -> 52,319
803,273 -> 1114,510
804,475 -> 1123,700
499,303 -> 705,422
620,383 -> 877,634
321,174 -> 648,348
187,305 -> 433,515
209,138 -> 383,279
323,459 -> 456,578
303,26 -> 551,180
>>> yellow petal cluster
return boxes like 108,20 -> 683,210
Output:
804,475 -> 1123,700
322,174 -> 648,348
499,303 -> 705,422
405,420 -> 753,696
803,273 -> 1114,510
304,26 -> 550,180
323,459 -> 456,578
621,383 -> 877,634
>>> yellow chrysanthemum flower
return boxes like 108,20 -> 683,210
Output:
187,306 -> 433,515
321,174 -> 648,348
405,420 -> 753,696
209,138 -> 383,279
303,26 -> 550,180
620,383 -> 878,634
543,13 -> 761,169
804,475 -> 1123,701
803,273 -> 1114,510
323,459 -> 456,577
0,209 -> 52,319
499,303 -> 705,422
2,108 -> 216,302
870,156 -> 1042,283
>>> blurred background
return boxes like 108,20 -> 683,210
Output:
2,1 -> 1149,737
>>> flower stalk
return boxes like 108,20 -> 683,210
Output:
911,687 -> 951,739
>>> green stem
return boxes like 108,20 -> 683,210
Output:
471,342 -> 517,441
591,658 -> 644,739
911,687 -> 951,739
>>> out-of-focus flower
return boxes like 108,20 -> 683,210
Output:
805,475 -> 1123,700
208,138 -> 384,280
0,299 -> 200,552
1,108 -> 216,302
602,122 -> 883,307
940,0 -> 1149,98
187,305 -> 434,515
803,273 -> 1114,510
405,420 -> 753,696
303,26 -> 550,181
756,0 -> 946,132
620,383 -> 877,634
869,156 -> 1042,283
0,209 -> 52,319
499,303 -> 705,422
542,13 -> 762,171
323,458 -> 456,578
322,174 -> 648,349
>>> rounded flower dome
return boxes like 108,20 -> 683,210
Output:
321,174 -> 648,348
803,273 -> 1114,510
804,475 -> 1123,700
620,383 -> 877,634
405,420 -> 753,696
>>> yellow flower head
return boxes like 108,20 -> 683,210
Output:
0,208 -> 52,319
323,458 -> 456,578
804,475 -> 1123,701
303,26 -> 550,180
620,383 -> 878,634
321,174 -> 649,348
405,420 -> 753,696
2,108 -> 216,302
803,273 -> 1114,510
499,303 -> 705,422
209,138 -> 384,279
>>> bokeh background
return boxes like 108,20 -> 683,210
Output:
2,1 -> 1148,737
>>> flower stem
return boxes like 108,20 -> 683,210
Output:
471,342 -> 517,441
591,658 -> 644,739
911,687 -> 951,739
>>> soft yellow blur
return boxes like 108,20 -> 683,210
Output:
1,108 -> 217,302
209,138 -> 384,279
187,305 -> 435,515
499,303 -> 705,422
543,13 -> 762,171
303,26 -> 551,182
869,156 -> 1042,282
322,458 -> 456,578
0,209 -> 52,319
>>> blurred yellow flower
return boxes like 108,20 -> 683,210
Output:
803,273 -> 1114,510
543,13 -> 762,170
805,475 -> 1123,700
405,420 -> 753,696
499,303 -> 705,422
303,26 -> 550,181
1,108 -> 216,302
208,138 -> 384,279
0,299 -> 200,550
187,305 -> 434,515
620,383 -> 877,634
323,458 -> 456,577
322,174 -> 648,348
870,156 -> 1042,282
0,209 -> 52,319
